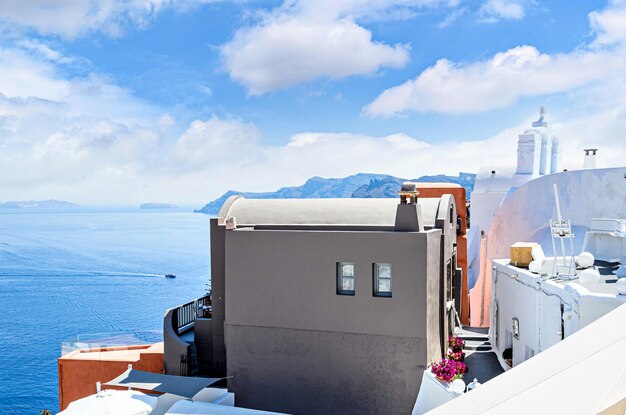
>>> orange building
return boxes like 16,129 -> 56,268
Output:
57,342 -> 164,411
415,182 -> 469,325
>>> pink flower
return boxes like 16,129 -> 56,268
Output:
448,336 -> 466,352
431,358 -> 467,382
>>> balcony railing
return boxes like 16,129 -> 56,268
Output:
164,294 -> 212,376
174,294 -> 212,335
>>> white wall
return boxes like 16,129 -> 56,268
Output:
491,261 -> 563,367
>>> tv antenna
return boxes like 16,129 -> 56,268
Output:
550,184 -> 575,277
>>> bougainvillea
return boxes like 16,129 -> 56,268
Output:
431,358 -> 467,382
447,350 -> 466,362
448,336 -> 465,352
455,360 -> 468,375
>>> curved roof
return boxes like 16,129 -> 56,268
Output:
219,196 -> 445,228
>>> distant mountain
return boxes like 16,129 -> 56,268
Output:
140,203 -> 178,210
195,172 -> 476,215
352,173 -> 476,198
0,199 -> 79,209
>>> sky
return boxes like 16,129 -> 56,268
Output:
0,0 -> 625,206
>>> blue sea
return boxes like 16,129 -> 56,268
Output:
0,208 -> 211,414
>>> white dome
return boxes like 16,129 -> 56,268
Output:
579,268 -> 601,284
577,252 -> 595,268
529,260 -> 542,274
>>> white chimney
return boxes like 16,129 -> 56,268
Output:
550,136 -> 559,173
583,148 -> 597,169
539,134 -> 549,175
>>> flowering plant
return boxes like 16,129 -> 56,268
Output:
455,360 -> 468,375
431,359 -> 467,382
447,350 -> 466,362
448,336 -> 465,352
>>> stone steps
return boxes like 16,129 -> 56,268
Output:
458,335 -> 493,355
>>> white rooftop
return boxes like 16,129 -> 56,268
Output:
218,196 -> 443,228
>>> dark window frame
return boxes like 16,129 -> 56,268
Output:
373,263 -> 392,297
337,262 -> 355,296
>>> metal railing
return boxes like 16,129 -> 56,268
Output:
174,294 -> 211,334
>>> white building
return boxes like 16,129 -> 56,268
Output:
467,109 -> 559,301
469,166 -> 626,327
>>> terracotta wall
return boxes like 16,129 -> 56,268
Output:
415,184 -> 469,324
58,343 -> 164,411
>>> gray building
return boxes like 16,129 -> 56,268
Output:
166,187 -> 461,414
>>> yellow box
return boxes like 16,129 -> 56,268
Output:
510,242 -> 539,268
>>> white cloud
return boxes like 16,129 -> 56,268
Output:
478,0 -> 526,23
438,7 -> 467,28
0,0 -> 212,38
175,116 -> 262,164
364,2 -> 626,116
222,18 -> 410,95
220,0 -> 460,95
0,1 -> 623,206
4,92 -> 624,207
589,0 -> 626,47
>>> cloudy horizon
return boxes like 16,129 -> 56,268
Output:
0,0 -> 625,206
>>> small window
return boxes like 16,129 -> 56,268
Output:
373,263 -> 392,297
337,262 -> 355,295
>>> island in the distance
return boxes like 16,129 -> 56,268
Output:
0,199 -> 79,208
140,203 -> 178,210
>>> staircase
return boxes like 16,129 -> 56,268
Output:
457,327 -> 492,355
456,326 -> 504,384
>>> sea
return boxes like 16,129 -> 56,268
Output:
0,208 -> 211,414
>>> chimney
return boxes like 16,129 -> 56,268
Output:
550,136 -> 559,174
398,181 -> 419,205
539,134 -> 549,175
583,148 -> 597,169
395,182 -> 423,232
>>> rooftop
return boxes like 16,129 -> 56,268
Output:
60,343 -> 163,362
218,196 -> 445,228
493,258 -> 626,300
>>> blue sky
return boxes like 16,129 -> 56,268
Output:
0,0 -> 624,205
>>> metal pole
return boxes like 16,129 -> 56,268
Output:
553,184 -> 567,270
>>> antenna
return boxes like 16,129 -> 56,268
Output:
550,184 -> 575,277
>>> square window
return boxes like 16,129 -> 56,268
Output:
374,263 -> 392,297
337,262 -> 355,295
